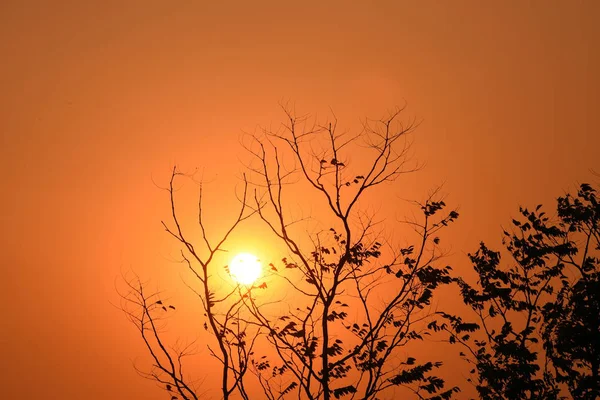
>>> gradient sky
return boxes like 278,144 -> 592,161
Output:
1,1 -> 598,399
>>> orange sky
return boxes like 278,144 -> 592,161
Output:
1,1 -> 598,399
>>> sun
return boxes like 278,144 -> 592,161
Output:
229,253 -> 262,285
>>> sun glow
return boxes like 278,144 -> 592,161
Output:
229,253 -> 262,285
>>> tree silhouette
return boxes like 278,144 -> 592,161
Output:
438,183 -> 599,399
120,101 -> 600,400
542,183 -> 600,399
240,105 -> 460,399
120,273 -> 201,400
119,105 -> 487,399
119,167 -> 259,400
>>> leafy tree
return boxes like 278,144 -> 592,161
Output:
542,183 -> 600,399
438,183 -> 599,399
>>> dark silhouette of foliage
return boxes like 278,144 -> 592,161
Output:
120,108 -> 599,400
541,183 -> 600,399
437,183 -> 599,399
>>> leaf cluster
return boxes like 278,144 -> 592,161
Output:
440,183 -> 600,399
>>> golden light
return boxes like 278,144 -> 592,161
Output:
229,253 -> 262,285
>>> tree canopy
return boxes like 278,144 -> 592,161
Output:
120,106 -> 599,400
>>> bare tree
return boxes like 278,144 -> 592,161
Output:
241,105 -> 461,400
120,166 -> 259,400
120,273 -> 202,400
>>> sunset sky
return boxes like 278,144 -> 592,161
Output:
1,1 -> 598,399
